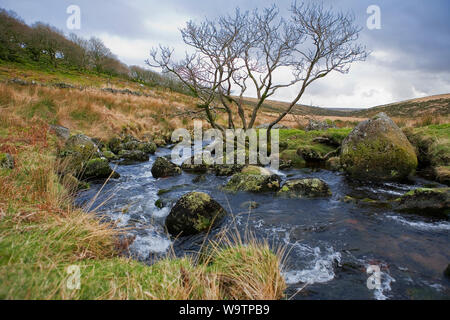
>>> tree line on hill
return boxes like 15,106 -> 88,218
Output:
0,8 -> 191,94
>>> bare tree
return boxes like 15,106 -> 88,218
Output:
148,2 -> 368,131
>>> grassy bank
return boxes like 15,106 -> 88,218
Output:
404,124 -> 450,185
279,128 -> 352,168
0,103 -> 286,300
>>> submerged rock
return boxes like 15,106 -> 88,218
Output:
278,178 -> 332,198
151,157 -> 181,178
165,192 -> 227,236
224,165 -> 281,193
395,188 -> 449,217
0,153 -> 14,169
341,113 -> 418,181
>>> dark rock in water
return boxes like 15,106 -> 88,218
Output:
49,125 -> 70,141
0,153 -> 14,169
181,156 -> 209,173
214,164 -> 244,176
444,264 -> 450,279
83,158 -> 120,180
151,157 -> 181,178
155,199 -> 164,209
306,120 -> 336,131
118,150 -> 149,164
341,112 -> 417,181
395,188 -> 450,217
278,178 -> 332,198
224,166 -> 281,193
165,192 -> 227,236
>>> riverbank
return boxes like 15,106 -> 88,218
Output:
0,112 -> 285,299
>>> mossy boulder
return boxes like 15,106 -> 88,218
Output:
165,192 -> 227,236
118,150 -> 149,164
59,134 -> 101,174
224,166 -> 281,193
59,134 -> 120,181
108,135 -> 157,155
102,150 -> 119,161
0,153 -> 14,169
151,157 -> 182,178
107,137 -> 123,154
83,158 -> 120,180
341,113 -> 418,181
213,164 -> 244,176
278,178 -> 332,198
395,188 -> 449,217
181,156 -> 209,174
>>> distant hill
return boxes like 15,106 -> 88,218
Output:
350,94 -> 450,118
244,94 -> 450,119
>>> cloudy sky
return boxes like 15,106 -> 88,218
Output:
1,0 -> 449,108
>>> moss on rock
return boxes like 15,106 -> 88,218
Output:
395,187 -> 449,217
341,113 -> 417,181
224,167 -> 281,193
84,158 -> 120,180
151,157 -> 181,178
278,178 -> 331,198
165,192 -> 227,236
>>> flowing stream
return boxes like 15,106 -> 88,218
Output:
76,146 -> 450,300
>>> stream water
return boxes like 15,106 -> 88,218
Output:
76,146 -> 450,300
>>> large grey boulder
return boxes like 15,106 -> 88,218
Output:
341,113 -> 418,181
